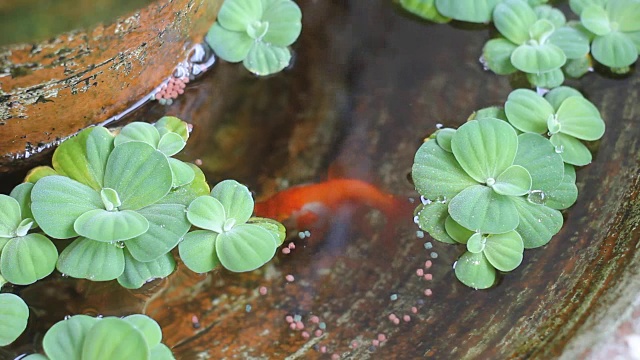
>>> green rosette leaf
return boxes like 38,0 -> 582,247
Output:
412,140 -> 477,200
157,132 -> 186,157
57,237 -> 125,281
451,118 -> 518,182
81,318 -> 149,360
42,314 -> 98,360
118,251 -> 176,289
548,26 -> 590,59
178,230 -> 220,273
545,164 -> 578,210
449,185 -> 519,234
482,38 -> 518,75
435,0 -> 501,23
470,106 -> 508,121
526,68 -> 565,89
569,0 -> 607,15
0,293 -> 29,346
85,127 -> 115,188
156,164 -> 210,207
511,196 -> 563,248
126,204 -> 190,262
534,5 -> 566,28
514,133 -> 565,193
262,0 -> 303,46
25,166 -> 58,183
0,195 -> 22,237
206,24 -> 253,63
494,0 -> 538,44
31,176 -> 103,239
466,233 -> 485,253
444,216 -> 474,244
564,55 -> 592,79
483,231 -> 524,271
492,165 -> 532,196
529,19 -> 555,43
1,234 -> 58,285
168,158 -> 196,188
417,202 -> 456,244
399,0 -> 451,23
511,42 -> 566,73
211,180 -> 254,224
435,128 -> 455,152
217,0 -> 263,32
150,344 -> 176,360
243,41 -> 292,76
52,128 -> 101,190
124,314 -> 162,348
10,182 -> 35,222
215,224 -> 277,272
247,217 -> 287,245
505,89 -> 554,134
549,132 -> 593,166
545,86 -> 584,111
592,31 -> 639,68
103,142 -> 173,210
155,116 -> 189,141
454,251 -> 496,289
581,4 -> 611,35
555,96 -> 605,140
608,0 -> 640,32
73,209 -> 149,242
187,196 -> 226,233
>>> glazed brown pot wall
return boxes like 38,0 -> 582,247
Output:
0,0 -> 223,173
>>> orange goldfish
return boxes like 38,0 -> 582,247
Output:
253,178 -> 411,241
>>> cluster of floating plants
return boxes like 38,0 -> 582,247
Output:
412,85 -> 604,288
404,0 -> 616,289
399,0 -> 640,83
20,314 -> 173,360
0,117 -> 285,353
206,0 -> 303,76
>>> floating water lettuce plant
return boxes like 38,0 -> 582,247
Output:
179,180 -> 285,273
412,116 -> 578,288
0,184 -> 57,285
206,0 -> 302,76
504,86 -> 605,165
482,0 -> 589,88
397,0 -> 451,23
27,119 -> 196,286
22,314 -> 175,360
0,293 -> 29,347
570,0 -> 640,72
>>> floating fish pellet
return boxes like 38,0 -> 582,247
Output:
288,242 -> 296,249
351,340 -> 358,348
430,251 -> 438,258
424,242 -> 433,249
245,304 -> 252,312
377,333 -> 387,342
320,345 -> 327,353
331,353 -> 340,360
390,294 -> 398,301
310,315 -> 320,324
191,315 -> 201,329
416,269 -> 424,277
403,315 -> 411,322
424,274 -> 433,281
289,322 -> 297,330
424,289 -> 433,296
285,315 -> 294,323
424,260 -> 432,269
314,329 -> 323,337
411,306 -> 418,314
293,314 -> 302,322
285,274 -> 295,282
259,286 -> 268,296
302,331 -> 310,339
319,322 -> 327,330
372,339 -> 380,347
194,159 -> 203,166
282,247 -> 291,254
295,321 -> 304,330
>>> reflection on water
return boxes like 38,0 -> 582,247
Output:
2,0 -> 640,358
